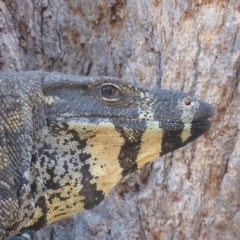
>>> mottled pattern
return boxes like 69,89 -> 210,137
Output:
0,71 -> 214,239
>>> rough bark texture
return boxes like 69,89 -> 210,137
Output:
0,0 -> 240,239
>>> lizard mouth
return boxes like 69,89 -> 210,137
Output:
190,119 -> 212,132
159,119 -> 212,134
52,114 -> 213,126
159,119 -> 212,155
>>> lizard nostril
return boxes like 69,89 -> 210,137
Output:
182,97 -> 192,106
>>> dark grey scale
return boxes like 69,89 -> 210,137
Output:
160,120 -> 211,156
27,196 -> 47,232
34,148 -> 61,191
183,121 -> 211,145
113,119 -> 147,177
30,154 -> 42,197
48,191 -> 71,206
79,182 -> 105,210
78,155 -> 105,209
44,162 -> 62,190
160,122 -> 185,156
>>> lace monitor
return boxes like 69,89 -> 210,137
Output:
0,71 -> 214,239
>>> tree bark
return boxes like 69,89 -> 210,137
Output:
0,0 -> 240,239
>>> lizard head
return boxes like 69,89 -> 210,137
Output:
40,73 -> 214,217
43,74 -> 214,162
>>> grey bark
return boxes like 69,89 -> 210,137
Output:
0,0 -> 240,239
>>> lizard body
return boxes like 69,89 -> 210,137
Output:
0,71 -> 214,239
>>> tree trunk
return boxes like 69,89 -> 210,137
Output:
1,0 -> 240,239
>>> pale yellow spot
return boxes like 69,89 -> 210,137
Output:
0,180 -> 11,189
44,96 -> 54,105
29,206 -> 44,226
138,111 -> 154,120
181,123 -> 192,143
137,121 -> 163,168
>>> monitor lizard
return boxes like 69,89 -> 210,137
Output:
0,71 -> 214,240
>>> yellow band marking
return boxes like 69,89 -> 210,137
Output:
84,121 -> 124,195
178,100 -> 200,143
181,123 -> 192,143
137,121 -> 163,169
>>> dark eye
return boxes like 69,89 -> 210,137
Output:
97,83 -> 122,103
101,85 -> 116,98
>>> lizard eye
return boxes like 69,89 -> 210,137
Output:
101,85 -> 117,98
98,83 -> 122,103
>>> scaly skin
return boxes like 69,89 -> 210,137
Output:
0,71 -> 214,239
